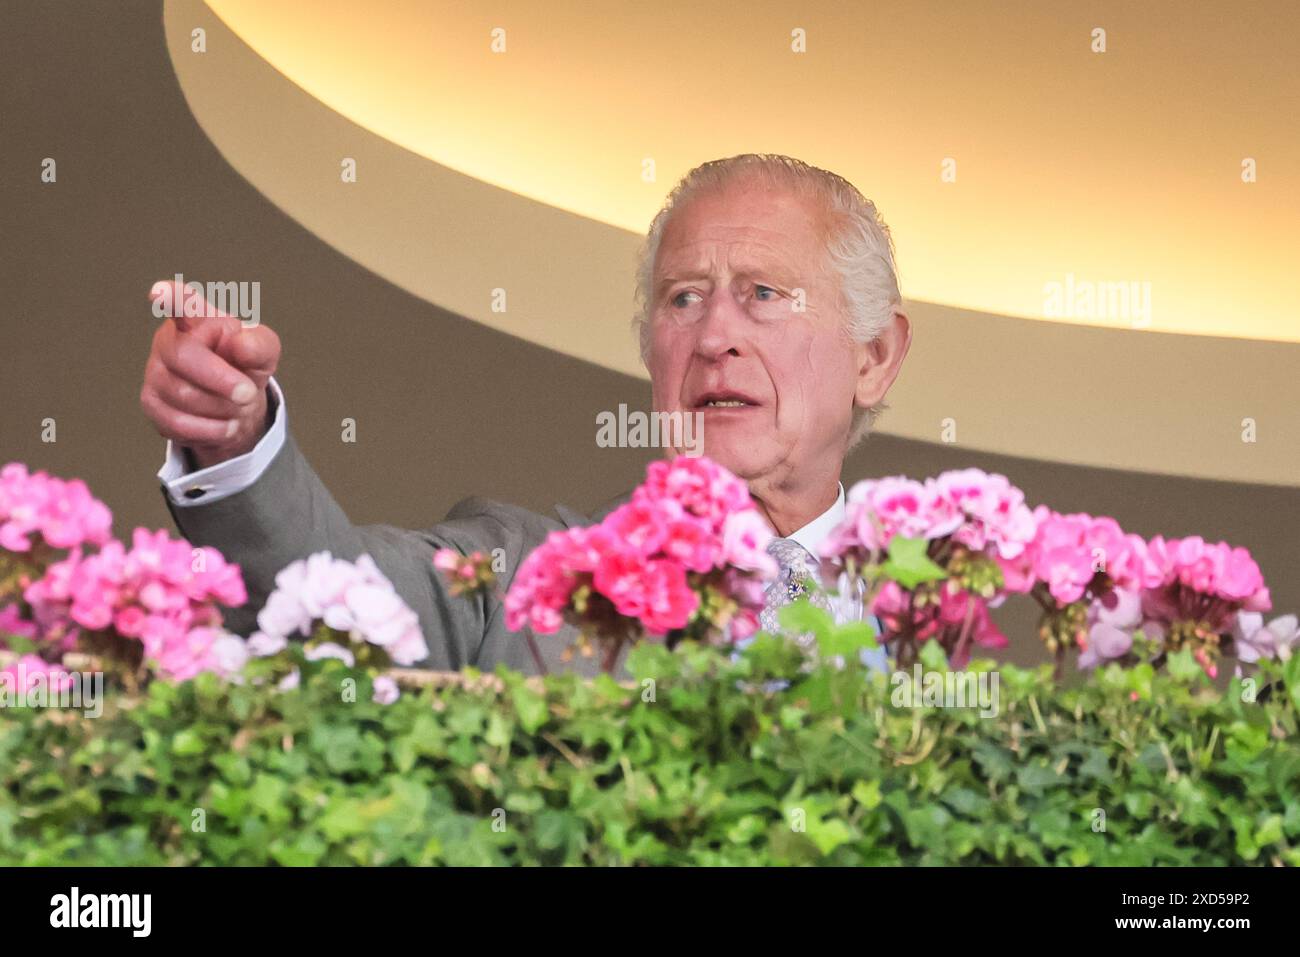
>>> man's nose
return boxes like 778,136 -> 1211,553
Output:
693,292 -> 748,360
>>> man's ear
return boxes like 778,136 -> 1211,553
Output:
853,308 -> 912,410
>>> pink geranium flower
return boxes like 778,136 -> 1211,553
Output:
0,463 -> 112,553
1135,536 -> 1272,675
504,456 -> 776,667
16,526 -> 249,683
1051,533 -> 1273,678
0,654 -> 76,695
824,468 -> 1037,666
1013,509 -> 1161,607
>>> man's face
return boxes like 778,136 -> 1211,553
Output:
647,178 -> 862,486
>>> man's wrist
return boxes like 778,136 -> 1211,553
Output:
159,377 -> 286,507
182,384 -> 276,472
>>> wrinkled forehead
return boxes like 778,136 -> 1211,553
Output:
655,179 -> 831,278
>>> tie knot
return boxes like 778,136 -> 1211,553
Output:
767,537 -> 813,578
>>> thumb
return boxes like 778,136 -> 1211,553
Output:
216,324 -> 279,382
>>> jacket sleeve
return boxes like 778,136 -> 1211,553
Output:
159,428 -> 557,671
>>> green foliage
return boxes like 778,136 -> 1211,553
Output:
778,601 -> 879,660
881,536 -> 948,589
1,634 -> 1297,866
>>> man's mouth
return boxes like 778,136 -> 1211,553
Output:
692,391 -> 761,410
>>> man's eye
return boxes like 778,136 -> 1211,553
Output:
755,285 -> 778,300
672,291 -> 701,308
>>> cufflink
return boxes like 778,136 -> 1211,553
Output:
183,485 -> 213,500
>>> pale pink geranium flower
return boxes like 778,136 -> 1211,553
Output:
1076,587 -> 1144,670
371,675 -> 400,705
833,469 -> 1036,562
246,630 -> 288,656
1231,612 -> 1299,664
248,551 -> 428,668
937,470 -> 1037,560
153,625 -> 248,682
297,552 -> 361,620
305,642 -> 356,666
860,476 -> 936,541
432,549 -> 460,574
386,627 -> 429,667
331,581 -> 394,636
827,468 -> 1038,665
952,471 -> 1034,550
257,586 -> 314,640
209,631 -> 251,676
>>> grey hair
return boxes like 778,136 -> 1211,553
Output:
632,153 -> 903,450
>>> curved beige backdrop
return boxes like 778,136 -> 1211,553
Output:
163,0 -> 1298,487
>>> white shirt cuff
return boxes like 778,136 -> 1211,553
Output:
158,376 -> 287,507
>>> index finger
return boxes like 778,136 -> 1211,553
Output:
148,279 -> 231,334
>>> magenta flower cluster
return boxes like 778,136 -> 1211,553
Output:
0,463 -> 112,553
1078,536 -> 1272,675
999,508 -> 1161,604
504,456 -> 778,647
1144,535 -> 1271,621
22,529 -> 248,681
819,467 -> 1277,677
820,469 -> 1038,665
1,462 -> 249,687
1004,512 -> 1273,674
822,469 -> 1038,563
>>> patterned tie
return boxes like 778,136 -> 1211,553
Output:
757,537 -> 888,671
760,538 -> 834,650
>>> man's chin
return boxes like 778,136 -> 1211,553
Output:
692,435 -> 776,480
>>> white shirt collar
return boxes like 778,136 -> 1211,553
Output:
786,483 -> 845,561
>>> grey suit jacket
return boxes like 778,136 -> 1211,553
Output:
160,429 -> 631,678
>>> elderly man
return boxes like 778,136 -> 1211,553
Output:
139,153 -> 912,675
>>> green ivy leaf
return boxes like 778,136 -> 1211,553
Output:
1166,648 -> 1203,683
1283,653 -> 1300,712
779,599 -> 833,640
1,616 -> 1294,867
171,728 -> 204,757
918,640 -> 949,672
511,684 -> 549,735
881,537 -> 947,589
851,780 -> 882,811
819,620 -> 879,658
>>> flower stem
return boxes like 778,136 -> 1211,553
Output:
523,633 -> 549,676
